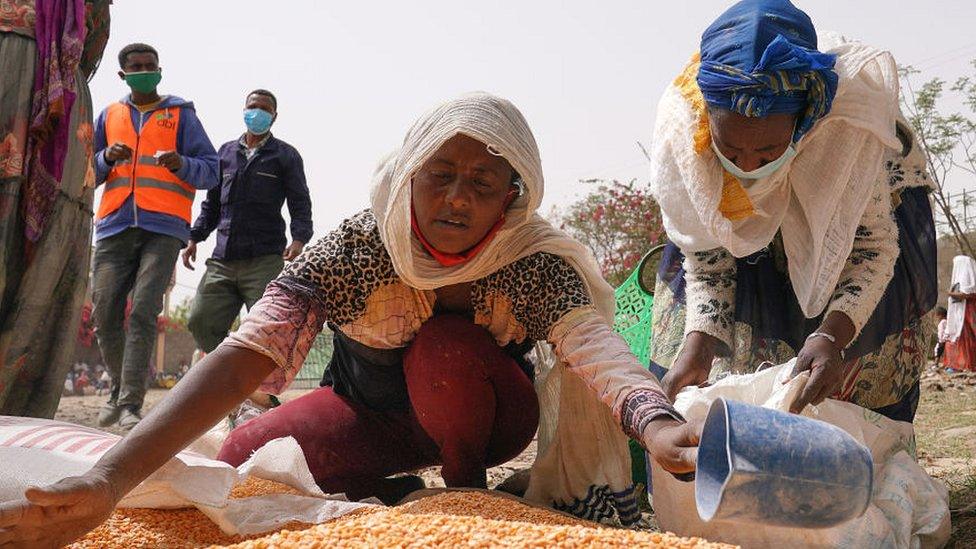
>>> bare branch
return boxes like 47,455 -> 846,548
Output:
636,141 -> 652,164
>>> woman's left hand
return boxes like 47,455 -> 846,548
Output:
786,335 -> 846,414
642,418 -> 702,478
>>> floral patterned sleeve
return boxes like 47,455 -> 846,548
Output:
682,248 -> 737,356
825,180 -> 899,338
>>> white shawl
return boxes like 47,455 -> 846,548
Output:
370,92 -> 636,518
946,255 -> 976,343
370,92 -> 614,320
649,34 -> 902,318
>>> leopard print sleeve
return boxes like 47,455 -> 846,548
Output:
477,252 -> 684,443
279,210 -> 397,326
474,253 -> 593,342
224,210 -> 395,393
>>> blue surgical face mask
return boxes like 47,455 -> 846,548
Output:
711,139 -> 796,181
244,108 -> 274,135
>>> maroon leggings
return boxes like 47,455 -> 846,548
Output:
216,315 -> 540,501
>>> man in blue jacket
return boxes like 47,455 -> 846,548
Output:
183,89 -> 313,362
92,43 -> 219,430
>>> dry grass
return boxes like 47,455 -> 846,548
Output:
915,383 -> 976,548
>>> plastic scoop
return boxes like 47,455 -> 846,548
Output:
695,397 -> 873,528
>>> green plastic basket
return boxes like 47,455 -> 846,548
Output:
612,246 -> 662,366
611,246 -> 664,489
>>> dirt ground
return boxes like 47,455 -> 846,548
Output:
55,368 -> 976,545
917,368 -> 976,548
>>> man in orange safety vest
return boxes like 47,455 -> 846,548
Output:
91,43 -> 219,430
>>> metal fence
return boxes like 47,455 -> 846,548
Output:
289,329 -> 334,390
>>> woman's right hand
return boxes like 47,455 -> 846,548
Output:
660,332 -> 717,401
0,469 -> 120,548
642,417 -> 702,476
103,142 -> 132,163
1,346 -> 276,548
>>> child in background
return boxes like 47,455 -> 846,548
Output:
935,307 -> 948,365
99,370 -> 111,396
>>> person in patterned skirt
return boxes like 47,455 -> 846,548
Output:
944,256 -> 976,372
648,0 -> 937,422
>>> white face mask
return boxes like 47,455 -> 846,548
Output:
711,139 -> 796,181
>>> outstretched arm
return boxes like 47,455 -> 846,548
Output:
0,345 -> 274,548
0,258 -> 334,547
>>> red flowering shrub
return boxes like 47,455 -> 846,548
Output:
559,179 -> 666,287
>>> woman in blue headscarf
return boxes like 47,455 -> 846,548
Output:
648,0 -> 937,421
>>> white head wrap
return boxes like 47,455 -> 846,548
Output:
369,93 -> 644,518
946,255 -> 976,343
650,34 -> 902,318
370,91 -> 614,321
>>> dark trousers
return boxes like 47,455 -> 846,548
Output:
91,228 -> 181,410
216,315 -> 540,501
187,254 -> 284,353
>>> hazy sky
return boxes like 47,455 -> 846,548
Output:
88,0 -> 976,304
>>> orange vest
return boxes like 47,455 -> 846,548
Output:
97,102 -> 196,222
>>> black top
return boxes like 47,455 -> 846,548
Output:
190,135 -> 313,260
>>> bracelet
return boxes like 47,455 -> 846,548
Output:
806,332 -> 846,360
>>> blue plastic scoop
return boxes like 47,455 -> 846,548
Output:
695,398 -> 874,528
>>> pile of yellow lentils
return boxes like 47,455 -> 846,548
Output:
68,480 -> 735,548
66,478 -> 308,548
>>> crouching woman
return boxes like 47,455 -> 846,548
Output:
0,93 -> 697,547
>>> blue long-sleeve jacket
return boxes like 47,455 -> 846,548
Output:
190,135 -> 313,260
93,95 -> 219,244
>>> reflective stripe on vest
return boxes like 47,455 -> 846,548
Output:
96,102 -> 195,223
104,176 -> 195,200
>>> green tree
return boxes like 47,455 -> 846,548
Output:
558,178 -> 666,287
900,59 -> 976,257
165,297 -> 193,330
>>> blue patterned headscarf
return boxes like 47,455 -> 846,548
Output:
697,0 -> 838,141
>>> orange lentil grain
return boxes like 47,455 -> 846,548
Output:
68,483 -> 736,549
66,477 -> 309,549
218,491 -> 736,549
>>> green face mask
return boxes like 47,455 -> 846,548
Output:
124,71 -> 162,94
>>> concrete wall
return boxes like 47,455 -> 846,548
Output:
155,330 -> 197,373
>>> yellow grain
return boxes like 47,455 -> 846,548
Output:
66,477 -> 308,549
401,491 -> 592,526
68,483 -> 736,549
228,477 -> 304,499
217,491 -> 736,549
